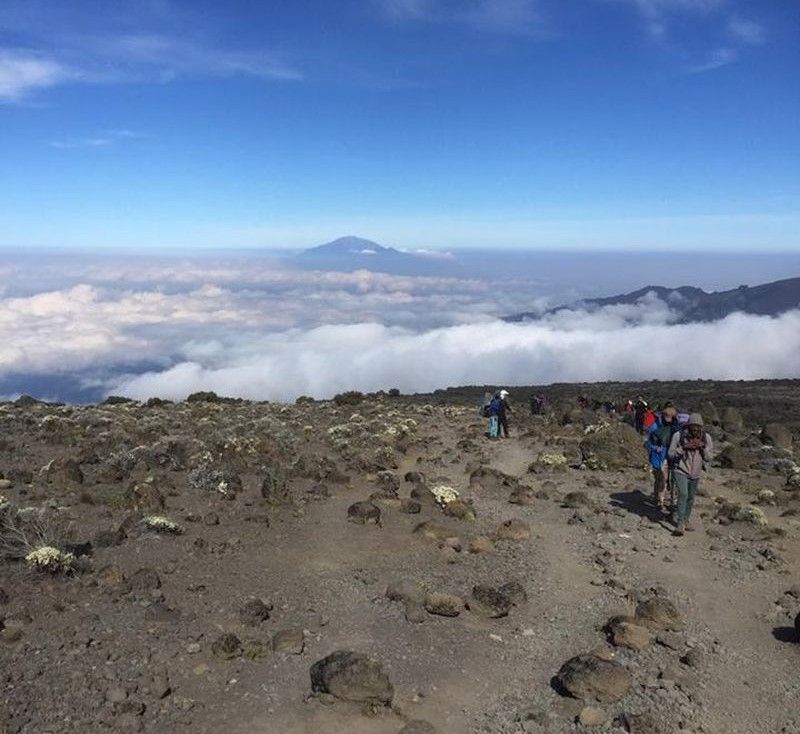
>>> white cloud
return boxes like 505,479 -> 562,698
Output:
3,259 -> 799,404
0,283 -> 261,374
0,32 -> 301,102
111,309 -> 800,401
727,16 -> 765,46
48,128 -> 146,150
102,34 -> 303,82
687,46 -> 737,73
0,48 -> 75,101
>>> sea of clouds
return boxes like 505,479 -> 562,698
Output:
1,252 -> 798,402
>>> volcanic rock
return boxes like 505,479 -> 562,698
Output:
272,629 -> 305,654
261,466 -> 289,504
212,633 -> 242,659
556,654 -> 632,702
310,650 -> 394,705
386,580 -> 426,605
492,519 -> 530,541
469,585 -> 512,618
634,597 -> 682,631
608,618 -> 652,651
41,457 -> 83,485
239,597 -> 272,625
721,407 -> 744,433
424,592 -> 463,617
761,423 -> 793,450
579,423 -> 643,470
347,501 -> 382,525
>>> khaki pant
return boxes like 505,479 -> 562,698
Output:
652,464 -> 670,508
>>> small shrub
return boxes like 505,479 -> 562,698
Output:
25,546 -> 76,573
333,390 -> 365,406
102,395 -> 134,406
143,515 -> 184,534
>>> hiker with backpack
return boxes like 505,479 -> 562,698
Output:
646,405 -> 678,513
668,413 -> 714,536
497,389 -> 512,438
633,396 -> 648,433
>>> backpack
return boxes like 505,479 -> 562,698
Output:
481,403 -> 492,418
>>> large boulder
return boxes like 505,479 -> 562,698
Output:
761,424 -> 793,451
699,400 -> 720,426
261,466 -> 289,504
469,466 -> 520,492
718,444 -> 757,470
310,650 -> 393,705
556,654 -> 632,702
721,407 -> 744,434
634,597 -> 682,631
579,423 -> 643,470
41,457 -> 83,486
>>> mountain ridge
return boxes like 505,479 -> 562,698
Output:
504,276 -> 800,323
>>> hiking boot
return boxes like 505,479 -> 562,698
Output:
673,522 -> 685,537
684,522 -> 696,532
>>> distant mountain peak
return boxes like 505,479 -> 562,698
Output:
304,236 -> 398,256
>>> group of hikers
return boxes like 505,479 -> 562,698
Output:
482,389 -> 513,439
482,390 -> 714,537
642,398 -> 714,536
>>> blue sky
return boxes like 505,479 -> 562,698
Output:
1,0 -> 798,251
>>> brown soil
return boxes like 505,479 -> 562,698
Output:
0,382 -> 798,734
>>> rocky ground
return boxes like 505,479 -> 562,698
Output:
0,382 -> 799,734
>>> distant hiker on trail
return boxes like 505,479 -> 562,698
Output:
668,413 -> 714,536
633,396 -> 648,433
647,405 -> 678,513
482,392 -> 499,439
492,389 -> 512,438
530,393 -> 546,415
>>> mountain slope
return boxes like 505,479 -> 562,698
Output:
504,276 -> 800,323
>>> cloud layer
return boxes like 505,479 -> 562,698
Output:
2,253 -> 798,403
111,310 -> 800,401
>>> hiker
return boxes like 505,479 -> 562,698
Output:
668,413 -> 714,536
643,405 -> 657,432
496,389 -> 512,438
482,392 -> 499,439
646,406 -> 678,512
633,396 -> 648,433
530,393 -> 546,415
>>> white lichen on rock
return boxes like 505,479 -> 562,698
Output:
430,484 -> 459,506
25,546 -> 76,573
537,453 -> 568,466
144,515 -> 184,534
733,505 -> 768,526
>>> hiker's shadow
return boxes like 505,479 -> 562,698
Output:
772,626 -> 798,644
609,488 -> 672,528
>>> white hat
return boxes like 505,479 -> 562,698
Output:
500,390 -> 509,398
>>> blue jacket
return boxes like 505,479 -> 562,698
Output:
488,396 -> 504,417
646,418 -> 676,469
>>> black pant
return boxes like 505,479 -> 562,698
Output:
498,414 -> 510,437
